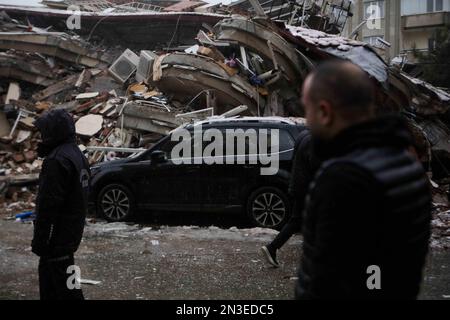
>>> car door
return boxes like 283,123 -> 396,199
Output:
123,138 -> 189,210
201,125 -> 256,207
137,130 -> 207,210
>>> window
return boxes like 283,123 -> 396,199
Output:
427,0 -> 434,12
224,128 -> 294,156
402,0 -> 446,15
364,0 -> 385,19
157,138 -> 182,160
263,129 -> 295,154
428,37 -> 437,51
427,0 -> 444,12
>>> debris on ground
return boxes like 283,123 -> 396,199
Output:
431,198 -> 450,250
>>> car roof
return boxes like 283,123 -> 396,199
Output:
189,116 -> 305,128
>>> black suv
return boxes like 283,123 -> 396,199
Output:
89,117 -> 304,229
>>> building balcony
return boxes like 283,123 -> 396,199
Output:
402,12 -> 450,30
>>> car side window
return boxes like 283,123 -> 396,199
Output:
158,138 -> 183,160
241,128 -> 295,155
159,131 -> 197,161
221,127 -> 294,157
149,126 -> 295,161
266,129 -> 295,154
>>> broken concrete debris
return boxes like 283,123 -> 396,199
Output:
75,114 -> 104,137
0,32 -> 112,67
5,82 -> 21,105
0,2 -> 226,48
226,0 -> 353,34
118,101 -> 183,136
148,51 -> 264,115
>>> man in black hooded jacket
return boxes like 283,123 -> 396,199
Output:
32,109 -> 90,300
296,61 -> 431,299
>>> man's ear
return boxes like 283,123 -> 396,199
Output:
318,100 -> 333,126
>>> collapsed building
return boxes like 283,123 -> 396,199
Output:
120,12 -> 450,178
0,1 -> 450,215
0,0 -> 353,48
227,0 -> 353,34
0,0 -> 226,48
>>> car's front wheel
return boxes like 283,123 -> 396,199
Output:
97,184 -> 135,222
247,187 -> 290,229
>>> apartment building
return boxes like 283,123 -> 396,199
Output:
344,0 -> 450,62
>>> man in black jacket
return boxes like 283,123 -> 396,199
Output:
32,109 -> 90,300
261,128 -> 320,267
296,60 -> 431,299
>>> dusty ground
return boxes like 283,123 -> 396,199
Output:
0,210 -> 449,300
0,212 -> 302,300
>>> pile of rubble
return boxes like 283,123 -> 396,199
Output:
0,10 -> 226,210
124,13 -> 450,171
0,0 -> 354,50
0,13 -> 138,207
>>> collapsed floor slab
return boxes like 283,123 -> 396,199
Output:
0,32 -> 113,68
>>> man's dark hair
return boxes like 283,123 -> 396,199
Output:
308,60 -> 376,118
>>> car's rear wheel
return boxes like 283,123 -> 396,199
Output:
247,187 -> 290,229
97,184 -> 135,222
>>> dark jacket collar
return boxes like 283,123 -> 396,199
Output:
315,115 -> 413,160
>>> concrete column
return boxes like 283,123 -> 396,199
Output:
385,0 -> 401,61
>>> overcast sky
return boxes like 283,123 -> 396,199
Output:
0,0 -> 235,6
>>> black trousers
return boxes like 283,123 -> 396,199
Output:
38,254 -> 84,300
269,205 -> 302,250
